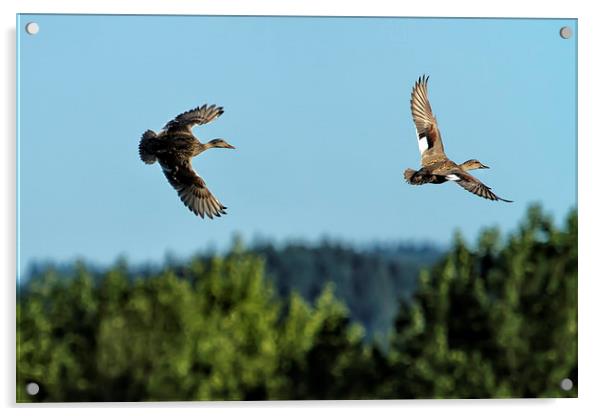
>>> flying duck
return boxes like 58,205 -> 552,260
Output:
403,75 -> 512,202
139,104 -> 235,218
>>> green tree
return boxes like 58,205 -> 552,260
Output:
17,205 -> 577,401
385,205 -> 577,398
271,283 -> 374,399
17,263 -> 99,401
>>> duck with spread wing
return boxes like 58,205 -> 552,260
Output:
404,75 -> 512,203
139,104 -> 235,219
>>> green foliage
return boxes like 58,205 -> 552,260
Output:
384,205 -> 577,398
17,205 -> 577,401
271,284 -> 371,399
17,250 -> 371,401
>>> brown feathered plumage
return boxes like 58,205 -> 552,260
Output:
404,75 -> 512,203
139,104 -> 235,219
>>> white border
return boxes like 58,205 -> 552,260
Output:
3,1 -> 600,415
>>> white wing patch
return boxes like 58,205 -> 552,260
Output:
446,174 -> 461,181
416,129 -> 429,155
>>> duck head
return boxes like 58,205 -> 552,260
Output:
460,159 -> 489,171
207,138 -> 235,149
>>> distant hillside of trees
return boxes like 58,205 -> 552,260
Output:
17,205 -> 577,401
24,241 -> 442,341
253,241 -> 442,339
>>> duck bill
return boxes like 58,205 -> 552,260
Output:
481,164 -> 490,169
225,144 -> 236,149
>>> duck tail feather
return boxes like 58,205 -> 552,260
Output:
139,130 -> 158,164
404,168 -> 419,184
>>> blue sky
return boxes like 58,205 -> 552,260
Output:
17,15 -> 577,270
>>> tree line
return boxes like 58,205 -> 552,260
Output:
17,204 -> 577,401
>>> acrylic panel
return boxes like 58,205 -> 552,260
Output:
16,14 -> 577,402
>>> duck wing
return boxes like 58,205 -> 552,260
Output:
446,170 -> 512,202
164,104 -> 224,134
410,75 -> 447,166
160,158 -> 227,219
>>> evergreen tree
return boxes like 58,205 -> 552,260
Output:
386,205 -> 577,398
17,205 -> 577,401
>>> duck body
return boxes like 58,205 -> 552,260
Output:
141,131 -> 204,161
405,160 -> 459,185
403,75 -> 512,203
160,133 -> 204,158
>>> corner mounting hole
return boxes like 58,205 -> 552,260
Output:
25,22 -> 39,35
560,378 -> 573,391
26,382 -> 40,396
559,26 -> 572,39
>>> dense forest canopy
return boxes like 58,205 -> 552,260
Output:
17,204 -> 577,401
22,240 -> 443,341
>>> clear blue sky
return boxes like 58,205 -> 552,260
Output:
17,15 -> 577,271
